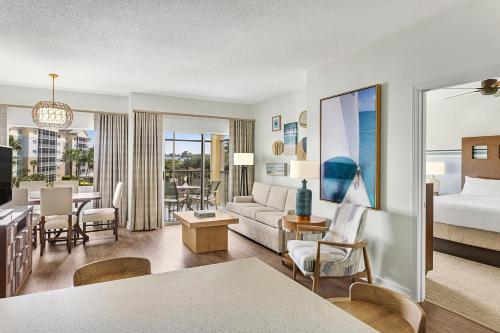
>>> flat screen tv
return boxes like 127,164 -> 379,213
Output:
0,146 -> 12,206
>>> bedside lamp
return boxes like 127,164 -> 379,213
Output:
234,153 -> 254,196
426,162 -> 445,195
290,160 -> 320,221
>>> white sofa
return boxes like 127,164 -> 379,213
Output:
221,182 -> 296,253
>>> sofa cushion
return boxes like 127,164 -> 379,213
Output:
226,202 -> 262,216
239,205 -> 280,220
252,182 -> 272,206
255,211 -> 284,228
266,186 -> 289,210
284,188 -> 296,214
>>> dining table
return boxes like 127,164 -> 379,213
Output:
0,258 -> 375,332
176,184 -> 201,210
28,191 -> 102,242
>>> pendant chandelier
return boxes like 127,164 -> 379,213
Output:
32,73 -> 73,129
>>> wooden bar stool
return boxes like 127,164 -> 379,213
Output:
329,282 -> 426,333
73,257 -> 151,287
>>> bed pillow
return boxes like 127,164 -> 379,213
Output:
461,176 -> 500,197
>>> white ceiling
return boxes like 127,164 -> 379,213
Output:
0,0 -> 470,104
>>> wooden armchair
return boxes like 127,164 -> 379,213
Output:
288,203 -> 372,293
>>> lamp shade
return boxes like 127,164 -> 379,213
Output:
426,162 -> 445,176
290,160 -> 320,179
234,153 -> 254,166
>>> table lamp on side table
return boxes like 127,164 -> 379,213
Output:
289,160 -> 320,222
426,162 -> 445,195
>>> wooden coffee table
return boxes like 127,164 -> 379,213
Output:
173,211 -> 239,254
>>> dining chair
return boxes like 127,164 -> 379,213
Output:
53,180 -> 79,193
165,180 -> 185,220
191,180 -> 221,210
11,188 -> 40,249
19,180 -> 46,215
39,187 -> 76,256
287,203 -> 372,293
329,282 -> 426,333
73,257 -> 151,287
80,182 -> 124,245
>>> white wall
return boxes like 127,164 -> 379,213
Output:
254,0 -> 500,299
7,107 -> 94,129
164,115 -> 229,135
427,92 -> 500,150
254,88 -> 307,187
130,92 -> 252,119
0,84 -> 129,113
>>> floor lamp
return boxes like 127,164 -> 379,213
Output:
234,153 -> 254,196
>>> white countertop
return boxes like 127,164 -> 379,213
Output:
0,258 -> 375,332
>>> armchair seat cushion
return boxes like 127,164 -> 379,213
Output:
255,211 -> 284,228
44,215 -> 77,230
82,208 -> 116,223
225,202 -> 262,216
287,240 -> 348,277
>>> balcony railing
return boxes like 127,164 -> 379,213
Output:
164,169 -> 230,206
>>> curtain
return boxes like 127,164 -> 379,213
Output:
229,120 -> 254,200
94,113 -> 128,226
131,112 -> 164,230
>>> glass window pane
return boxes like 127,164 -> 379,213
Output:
175,132 -> 201,141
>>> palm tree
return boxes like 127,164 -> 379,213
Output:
61,149 -> 80,177
84,147 -> 94,181
9,135 -> 22,152
29,160 -> 38,174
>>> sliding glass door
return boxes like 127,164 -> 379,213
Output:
164,132 -> 229,223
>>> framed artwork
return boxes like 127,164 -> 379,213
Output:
272,115 -> 281,131
297,137 -> 307,160
284,122 -> 298,155
266,163 -> 288,176
320,84 -> 381,209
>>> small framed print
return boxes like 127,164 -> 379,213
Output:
272,115 -> 281,132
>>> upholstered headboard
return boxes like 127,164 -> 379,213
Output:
462,135 -> 500,187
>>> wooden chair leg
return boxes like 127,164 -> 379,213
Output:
312,277 -> 319,293
83,222 -> 87,246
363,247 -> 373,284
114,209 -> 119,242
39,218 -> 45,257
67,216 -> 72,254
292,263 -> 297,280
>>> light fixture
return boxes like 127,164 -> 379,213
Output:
233,153 -> 254,196
32,73 -> 73,129
289,160 -> 320,221
426,162 -> 445,195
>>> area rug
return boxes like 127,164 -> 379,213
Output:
426,251 -> 500,331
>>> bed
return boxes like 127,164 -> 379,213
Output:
432,136 -> 500,267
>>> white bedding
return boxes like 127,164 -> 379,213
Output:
434,194 -> 500,233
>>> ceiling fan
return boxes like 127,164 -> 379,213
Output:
444,78 -> 500,99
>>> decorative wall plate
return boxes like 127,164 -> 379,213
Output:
299,110 -> 307,128
272,140 -> 284,155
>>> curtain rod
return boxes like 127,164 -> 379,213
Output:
133,109 -> 255,122
0,104 -> 128,116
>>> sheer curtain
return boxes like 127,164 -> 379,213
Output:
229,120 -> 255,201
94,113 -> 128,226
131,112 -> 164,230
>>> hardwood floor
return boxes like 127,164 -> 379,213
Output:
20,225 -> 494,333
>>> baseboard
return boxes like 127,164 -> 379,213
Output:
371,275 -> 415,300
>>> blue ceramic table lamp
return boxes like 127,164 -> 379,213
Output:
289,160 -> 320,221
